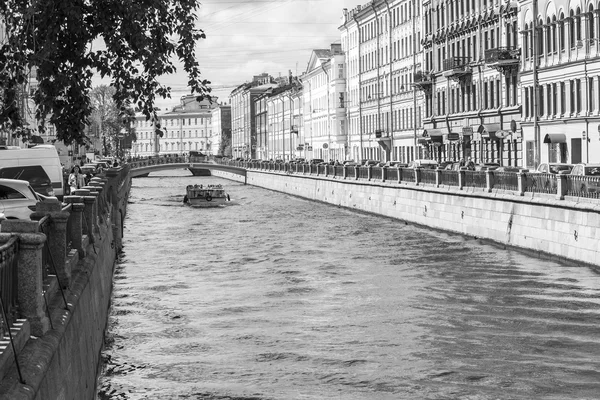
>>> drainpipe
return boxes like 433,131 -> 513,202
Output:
320,62 -> 331,161
353,13 -> 364,161
343,22 -> 351,160
532,0 -> 540,168
372,2 -> 381,160
384,0 -> 393,162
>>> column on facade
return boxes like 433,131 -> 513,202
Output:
542,25 -> 549,67
565,79 -> 572,116
566,17 -> 573,60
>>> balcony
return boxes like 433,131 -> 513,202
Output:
413,70 -> 433,92
442,57 -> 471,81
374,129 -> 391,150
484,47 -> 520,74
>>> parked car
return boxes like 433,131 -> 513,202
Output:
360,159 -> 381,166
536,163 -> 574,175
495,166 -> 526,173
474,162 -> 500,171
309,158 -> 325,165
407,159 -> 439,169
569,163 -> 600,194
382,161 -> 407,168
438,161 -> 454,170
0,178 -> 55,220
570,163 -> 600,176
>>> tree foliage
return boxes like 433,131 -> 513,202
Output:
0,0 -> 210,145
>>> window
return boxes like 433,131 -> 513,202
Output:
0,184 -> 26,200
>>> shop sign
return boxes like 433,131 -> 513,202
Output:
447,132 -> 460,141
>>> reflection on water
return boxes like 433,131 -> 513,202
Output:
98,170 -> 600,400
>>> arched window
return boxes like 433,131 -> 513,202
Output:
589,5 -> 595,39
524,23 -> 530,58
552,16 -> 557,52
570,10 -> 576,47
576,7 -> 582,40
537,19 -> 544,56
559,13 -> 565,51
546,17 -> 552,54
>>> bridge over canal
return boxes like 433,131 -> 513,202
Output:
128,157 -> 247,183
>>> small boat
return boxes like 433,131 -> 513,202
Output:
183,184 -> 230,207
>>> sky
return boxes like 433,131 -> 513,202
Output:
156,0 -> 351,108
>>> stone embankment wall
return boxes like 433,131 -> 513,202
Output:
0,167 -> 130,399
214,170 -> 600,267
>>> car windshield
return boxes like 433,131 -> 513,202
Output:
584,167 -> 600,176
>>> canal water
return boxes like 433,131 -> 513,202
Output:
97,169 -> 600,400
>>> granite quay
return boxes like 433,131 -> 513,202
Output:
214,159 -> 600,266
0,166 -> 130,399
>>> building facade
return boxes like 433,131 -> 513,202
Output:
419,0 -> 521,165
263,78 -> 303,161
210,105 -> 232,156
132,96 -> 217,157
341,0 -> 424,164
519,0 -> 600,167
230,73 -> 276,160
301,44 -> 347,161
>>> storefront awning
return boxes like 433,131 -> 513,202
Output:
543,133 -> 567,143
477,123 -> 502,139
422,128 -> 446,143
445,131 -> 461,142
377,136 -> 391,150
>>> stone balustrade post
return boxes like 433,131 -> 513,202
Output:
87,182 -> 106,222
485,170 -> 494,193
398,168 -> 403,183
354,165 -> 359,180
367,165 -> 372,181
73,189 -> 96,244
0,221 -> 49,337
415,168 -> 422,186
30,198 -> 71,288
517,172 -> 527,196
382,166 -> 388,182
435,168 -> 442,187
458,169 -> 466,189
82,187 -> 100,234
343,166 -> 348,179
63,196 -> 85,257
556,174 -> 568,200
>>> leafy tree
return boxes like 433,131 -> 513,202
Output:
89,85 -> 136,156
0,0 -> 210,146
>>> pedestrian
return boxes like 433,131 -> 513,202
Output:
68,165 -> 86,194
466,157 -> 475,170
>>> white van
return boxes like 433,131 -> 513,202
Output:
0,145 -> 65,198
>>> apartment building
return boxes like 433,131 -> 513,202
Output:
301,44 -> 347,161
133,95 -> 217,156
229,73 -> 276,160
420,0 -> 521,165
519,0 -> 600,167
340,0 -> 424,163
211,105 -> 232,156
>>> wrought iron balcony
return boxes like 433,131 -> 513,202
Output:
484,47 -> 520,74
413,70 -> 433,92
485,47 -> 520,64
442,57 -> 471,80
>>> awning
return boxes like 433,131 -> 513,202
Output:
417,138 -> 431,145
543,133 -> 567,143
376,136 -> 391,150
422,128 -> 446,143
477,123 -> 502,139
